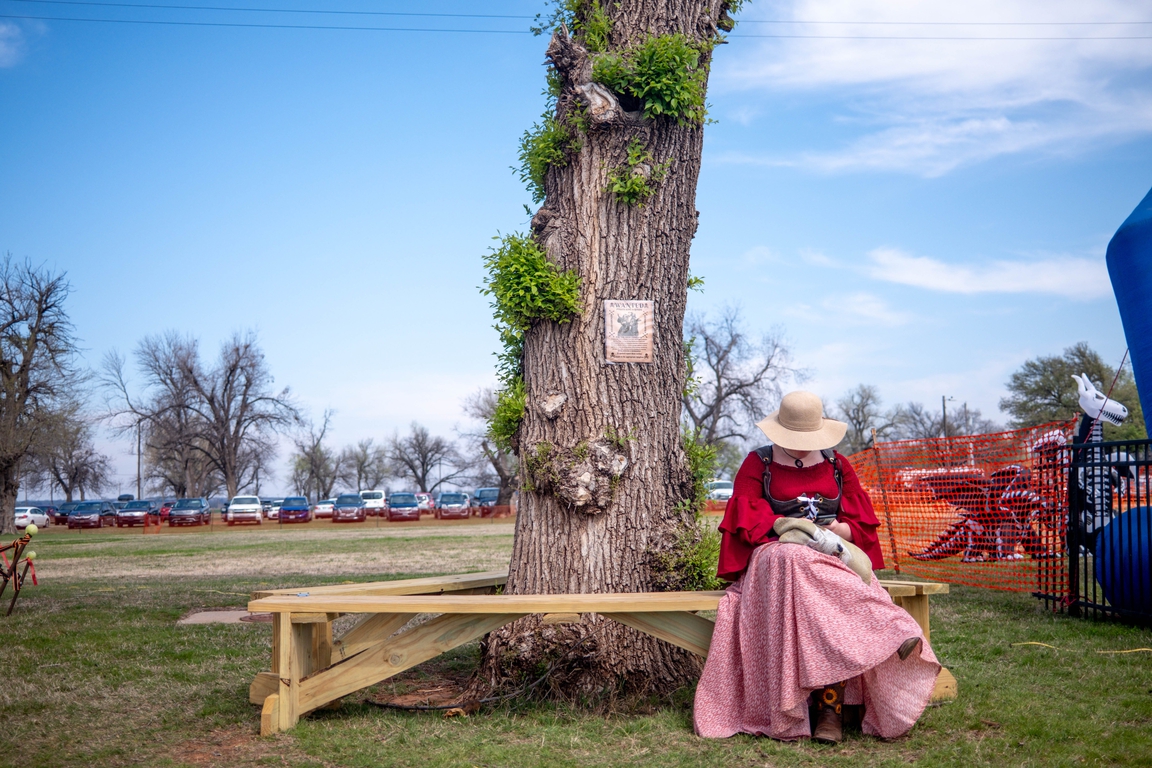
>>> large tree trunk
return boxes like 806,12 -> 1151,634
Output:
0,467 -> 17,536
476,0 -> 729,698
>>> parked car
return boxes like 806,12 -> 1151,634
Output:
262,498 -> 284,520
39,505 -> 58,522
116,499 -> 158,527
113,500 -> 129,511
53,501 -> 79,525
68,500 -> 117,529
169,497 -> 211,526
15,506 -> 50,529
472,487 -> 500,516
705,480 -> 734,502
415,492 -> 434,514
332,493 -> 366,523
360,490 -> 386,516
313,499 -> 335,518
158,499 -> 177,521
278,496 -> 312,524
226,495 -> 263,526
435,493 -> 471,520
117,494 -> 135,503
387,493 -> 420,522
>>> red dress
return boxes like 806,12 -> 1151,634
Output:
695,451 -> 940,741
718,451 -> 884,582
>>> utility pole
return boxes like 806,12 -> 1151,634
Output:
941,395 -> 955,438
136,422 -> 143,500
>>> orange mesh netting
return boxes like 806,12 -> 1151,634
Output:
847,419 -> 1077,595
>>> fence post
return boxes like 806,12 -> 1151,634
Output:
871,428 -> 901,575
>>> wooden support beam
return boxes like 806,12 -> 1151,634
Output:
250,671 -> 278,704
260,694 -> 279,737
298,612 -> 524,713
313,619 -> 333,672
893,594 -> 932,642
602,611 -> 716,658
332,612 -> 417,661
291,612 -> 340,624
275,613 -> 295,732
881,580 -> 950,595
931,667 -> 958,702
542,613 -> 580,625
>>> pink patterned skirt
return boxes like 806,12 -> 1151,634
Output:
694,542 -> 941,740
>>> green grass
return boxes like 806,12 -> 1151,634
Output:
0,530 -> 1149,767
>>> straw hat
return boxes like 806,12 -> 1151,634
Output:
756,391 -> 847,452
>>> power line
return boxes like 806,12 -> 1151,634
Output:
0,12 -> 533,32
1,11 -> 1149,39
739,18 -> 1152,26
732,33 -> 1152,40
7,0 -> 535,19
10,1 -> 1151,26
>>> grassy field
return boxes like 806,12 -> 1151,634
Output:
1,524 -> 1150,767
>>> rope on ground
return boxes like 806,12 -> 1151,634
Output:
1009,642 -> 1152,654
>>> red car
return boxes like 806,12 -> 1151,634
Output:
158,499 -> 177,521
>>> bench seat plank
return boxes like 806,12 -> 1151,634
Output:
250,591 -> 729,615
253,570 -> 509,599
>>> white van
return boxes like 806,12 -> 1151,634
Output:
360,490 -> 386,516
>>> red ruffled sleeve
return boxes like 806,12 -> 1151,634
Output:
716,451 -> 886,581
717,452 -> 785,582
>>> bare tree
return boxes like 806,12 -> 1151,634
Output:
291,411 -> 344,501
32,405 -> 112,502
388,423 -> 467,493
890,401 -> 1000,440
102,331 -> 295,499
461,388 -> 518,505
0,257 -> 79,533
339,439 -> 389,492
682,307 -> 802,445
832,384 -> 903,454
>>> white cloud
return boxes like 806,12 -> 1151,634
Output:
0,23 -> 23,67
800,248 -> 837,267
866,246 -> 1111,298
718,0 -> 1152,174
740,245 -> 779,266
822,292 -> 911,326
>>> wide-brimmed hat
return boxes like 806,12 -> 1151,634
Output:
756,391 -> 847,452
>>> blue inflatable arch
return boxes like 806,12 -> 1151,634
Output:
1106,186 -> 1152,421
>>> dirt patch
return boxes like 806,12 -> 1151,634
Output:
170,726 -> 317,767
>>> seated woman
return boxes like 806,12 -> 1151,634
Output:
694,391 -> 940,744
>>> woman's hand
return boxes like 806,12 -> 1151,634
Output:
823,521 -> 853,542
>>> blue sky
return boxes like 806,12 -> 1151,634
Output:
2,0 -> 1151,494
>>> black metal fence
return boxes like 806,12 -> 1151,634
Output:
1062,437 -> 1152,625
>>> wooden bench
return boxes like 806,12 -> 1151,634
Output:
248,570 -> 956,735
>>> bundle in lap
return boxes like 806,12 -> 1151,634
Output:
694,543 -> 941,741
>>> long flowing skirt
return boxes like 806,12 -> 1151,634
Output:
694,542 -> 941,740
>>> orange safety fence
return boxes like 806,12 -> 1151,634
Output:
848,419 -> 1078,595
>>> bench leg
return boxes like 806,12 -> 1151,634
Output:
893,594 -> 931,643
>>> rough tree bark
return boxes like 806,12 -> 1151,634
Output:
476,1 -> 735,697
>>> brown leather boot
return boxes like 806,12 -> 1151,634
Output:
812,682 -> 846,744
898,636 -> 921,660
